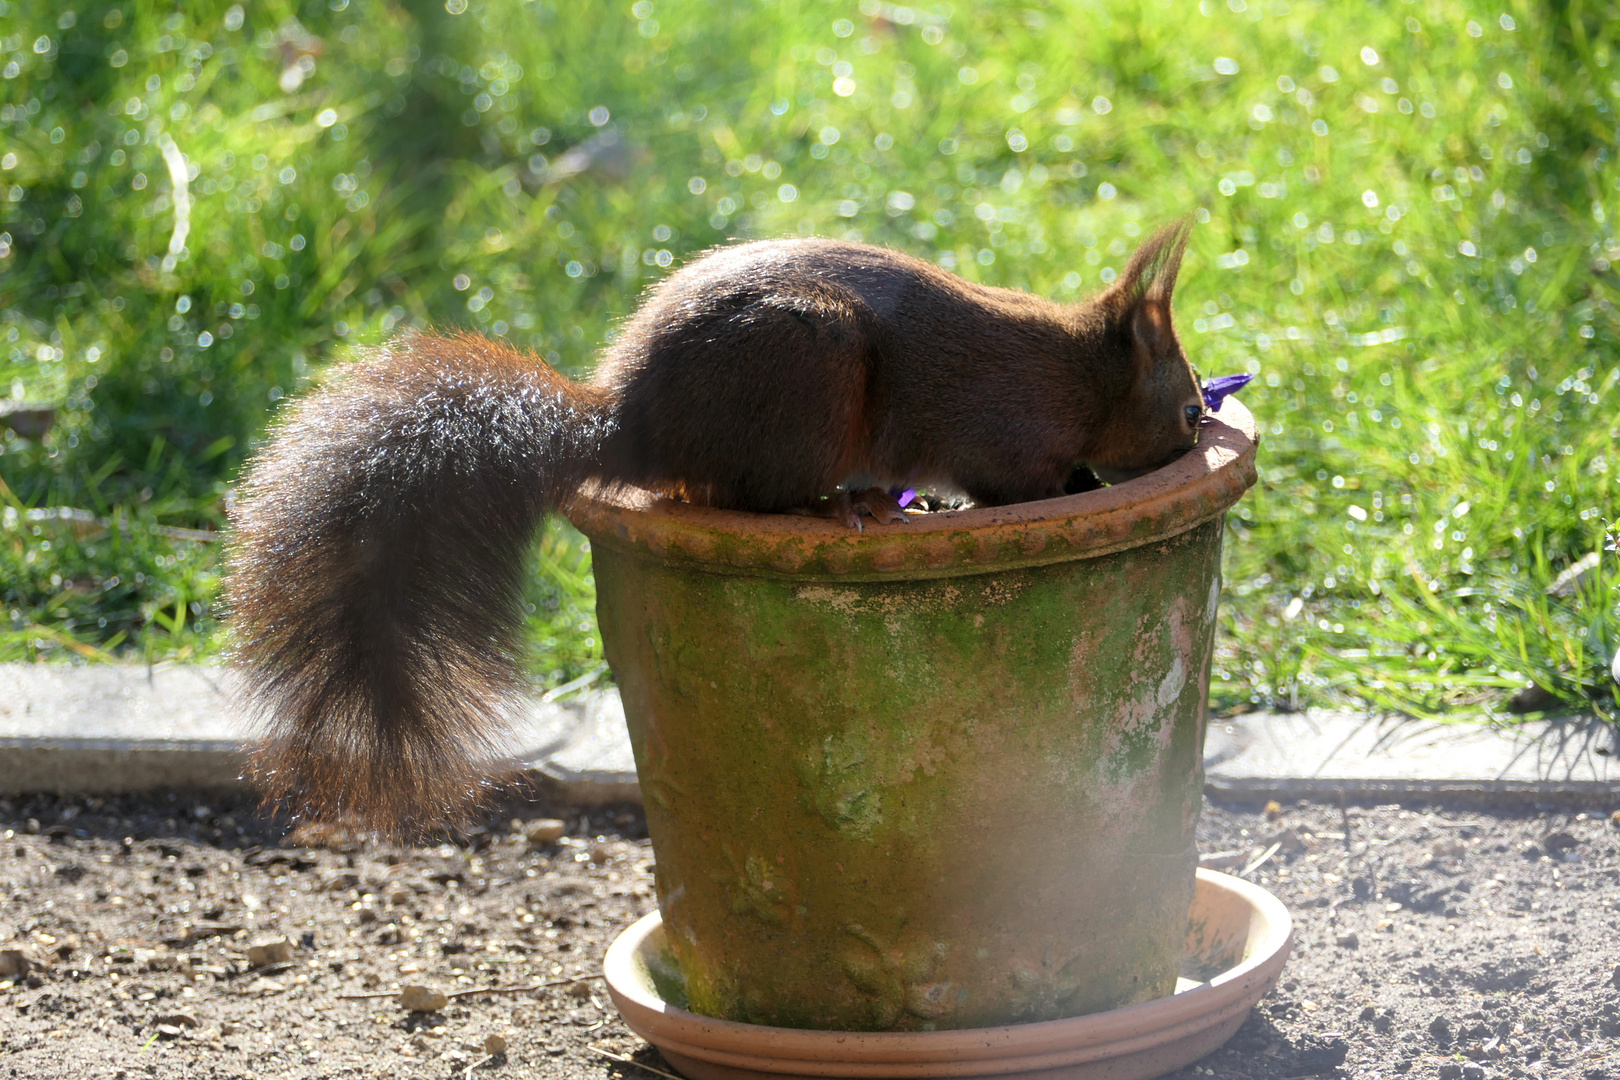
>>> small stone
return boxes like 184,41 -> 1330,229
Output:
1609,809 -> 1620,830
154,1024 -> 185,1039
1541,830 -> 1578,854
1463,1066 -> 1485,1080
1336,931 -> 1360,949
566,979 -> 593,999
153,1012 -> 199,1028
320,870 -> 361,893
484,1033 -> 508,1056
1263,800 -> 1283,819
1359,1005 -> 1376,1021
1437,1065 -> 1463,1080
590,844 -> 612,864
0,948 -> 35,978
1267,827 -> 1306,853
1432,839 -> 1468,860
246,937 -> 294,967
525,819 -> 567,846
399,984 -> 449,1013
1430,1015 -> 1454,1047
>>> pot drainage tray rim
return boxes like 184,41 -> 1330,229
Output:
602,868 -> 1294,1080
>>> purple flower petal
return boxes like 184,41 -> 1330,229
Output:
1202,373 -> 1254,411
895,488 -> 917,508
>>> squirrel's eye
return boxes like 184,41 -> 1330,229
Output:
1184,404 -> 1203,427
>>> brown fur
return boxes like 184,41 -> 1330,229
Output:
226,220 -> 1204,831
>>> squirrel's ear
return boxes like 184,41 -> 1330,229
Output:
1131,298 -> 1173,358
1116,216 -> 1193,306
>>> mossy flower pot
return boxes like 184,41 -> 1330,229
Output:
566,400 -> 1259,1033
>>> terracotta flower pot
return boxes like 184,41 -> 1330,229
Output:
567,400 -> 1259,1032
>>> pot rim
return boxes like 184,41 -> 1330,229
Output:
603,868 -> 1293,1076
567,400 -> 1258,582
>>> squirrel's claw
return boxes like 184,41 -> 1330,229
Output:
803,489 -> 906,530
849,488 -> 908,527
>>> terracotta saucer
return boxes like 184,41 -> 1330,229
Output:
602,869 -> 1293,1080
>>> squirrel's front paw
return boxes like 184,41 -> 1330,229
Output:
848,488 -> 908,527
796,489 -> 908,531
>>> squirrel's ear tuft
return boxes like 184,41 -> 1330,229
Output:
1116,216 -> 1193,305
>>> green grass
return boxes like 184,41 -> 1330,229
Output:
2,0 -> 1616,716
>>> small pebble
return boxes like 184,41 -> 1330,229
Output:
525,819 -> 568,846
245,937 -> 294,967
1431,839 -> 1467,860
484,1033 -> 508,1056
1336,931 -> 1360,949
1268,827 -> 1305,853
399,984 -> 449,1013
0,948 -> 33,978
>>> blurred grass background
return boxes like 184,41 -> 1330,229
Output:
1,0 -> 1616,718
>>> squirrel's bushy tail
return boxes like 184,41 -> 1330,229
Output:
225,332 -> 611,831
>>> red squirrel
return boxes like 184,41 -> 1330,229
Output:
226,219 -> 1205,830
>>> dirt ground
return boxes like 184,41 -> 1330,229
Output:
1,789 -> 1616,1080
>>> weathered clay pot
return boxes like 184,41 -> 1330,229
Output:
567,400 -> 1259,1032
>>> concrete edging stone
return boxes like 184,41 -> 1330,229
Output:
1,664 -> 1616,810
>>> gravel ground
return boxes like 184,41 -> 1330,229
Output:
1,790 -> 1617,1080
